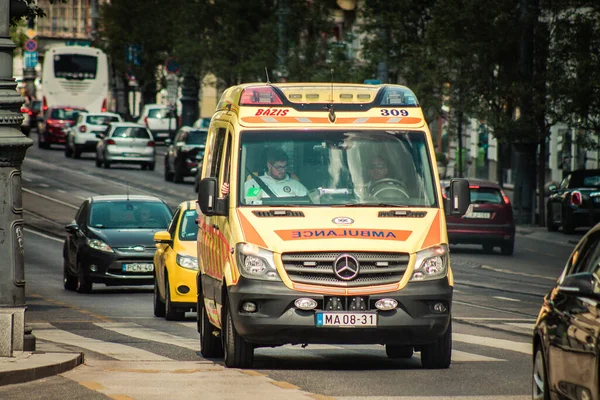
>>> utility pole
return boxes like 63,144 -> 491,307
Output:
276,0 -> 288,80
1,0 -> 35,357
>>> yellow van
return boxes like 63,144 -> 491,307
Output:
195,83 -> 470,368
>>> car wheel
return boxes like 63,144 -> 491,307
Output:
482,243 -> 494,253
95,156 -> 102,168
199,296 -> 224,358
76,261 -> 92,294
103,154 -> 111,169
153,278 -> 166,318
63,250 -> 77,291
385,345 -> 413,359
532,344 -> 549,400
223,298 -> 253,368
500,239 -> 514,256
65,143 -> 73,158
546,203 -> 558,232
38,133 -> 49,149
562,207 -> 575,234
420,320 -> 452,369
141,163 -> 147,171
164,161 -> 174,181
148,162 -> 155,171
165,276 -> 185,321
73,145 -> 82,159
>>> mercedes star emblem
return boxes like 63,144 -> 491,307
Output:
333,254 -> 360,281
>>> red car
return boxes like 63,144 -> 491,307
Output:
441,179 -> 515,255
38,106 -> 86,149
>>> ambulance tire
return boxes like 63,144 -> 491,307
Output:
223,301 -> 253,368
199,298 -> 224,358
385,344 -> 413,359
420,320 -> 452,369
165,276 -> 185,321
153,278 -> 166,318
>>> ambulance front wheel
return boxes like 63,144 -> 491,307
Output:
420,320 -> 452,369
223,300 -> 254,368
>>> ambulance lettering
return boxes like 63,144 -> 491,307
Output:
288,229 -> 398,239
255,109 -> 289,117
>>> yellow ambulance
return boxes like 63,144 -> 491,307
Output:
195,82 -> 470,368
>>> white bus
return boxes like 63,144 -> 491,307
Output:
41,45 -> 110,113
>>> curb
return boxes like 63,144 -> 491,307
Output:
0,352 -> 83,387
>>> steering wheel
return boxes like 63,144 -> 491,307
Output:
369,178 -> 410,199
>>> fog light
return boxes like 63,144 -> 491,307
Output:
90,264 -> 98,272
241,301 -> 257,313
375,298 -> 398,311
177,285 -> 190,294
432,302 -> 447,313
294,298 -> 317,310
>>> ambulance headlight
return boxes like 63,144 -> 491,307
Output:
236,243 -> 281,281
410,244 -> 448,281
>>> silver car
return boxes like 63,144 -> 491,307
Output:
95,122 -> 156,170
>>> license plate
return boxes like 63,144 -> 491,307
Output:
122,152 -> 140,157
465,212 -> 491,219
122,263 -> 153,272
315,312 -> 377,327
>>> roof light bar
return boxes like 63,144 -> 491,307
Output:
240,86 -> 283,106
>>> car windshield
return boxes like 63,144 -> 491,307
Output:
31,101 -> 42,112
178,210 -> 198,241
112,127 -> 151,139
469,187 -> 502,204
148,108 -> 176,119
89,201 -> 172,229
238,130 -> 437,207
187,130 -> 208,145
87,115 -> 120,125
50,108 -> 82,120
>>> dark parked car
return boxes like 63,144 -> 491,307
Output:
532,222 -> 600,399
547,169 -> 600,234
39,106 -> 86,149
63,195 -> 173,293
164,126 -> 207,183
441,179 -> 515,255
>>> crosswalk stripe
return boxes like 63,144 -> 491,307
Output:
95,322 -> 199,351
28,322 -> 171,361
450,350 -> 505,362
175,321 -> 197,330
453,333 -> 531,355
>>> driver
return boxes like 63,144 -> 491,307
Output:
363,155 -> 409,199
367,155 -> 390,186
244,148 -> 308,204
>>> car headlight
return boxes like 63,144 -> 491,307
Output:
236,243 -> 281,281
410,244 -> 448,281
176,254 -> 198,270
87,238 -> 113,253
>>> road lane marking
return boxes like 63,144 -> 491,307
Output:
23,187 -> 79,209
450,350 -> 505,362
39,183 -> 50,188
480,265 -> 556,280
57,189 -> 66,194
28,322 -> 171,361
95,322 -> 199,351
24,227 -> 63,242
493,296 -> 521,302
453,333 -> 531,355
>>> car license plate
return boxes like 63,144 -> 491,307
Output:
315,312 -> 377,327
464,211 -> 491,219
122,263 -> 153,272
122,152 -> 140,157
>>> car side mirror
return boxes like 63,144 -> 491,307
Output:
545,182 -> 558,195
559,272 -> 598,297
445,179 -> 470,216
153,230 -> 172,246
198,177 -> 227,216
164,138 -> 172,146
65,222 -> 79,234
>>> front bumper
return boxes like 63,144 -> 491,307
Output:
167,264 -> 198,306
228,277 -> 452,346
447,223 -> 514,245
79,247 -> 155,286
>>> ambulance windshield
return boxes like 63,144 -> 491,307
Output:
238,130 -> 438,207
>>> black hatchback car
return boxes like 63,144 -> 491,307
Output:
164,126 -> 208,183
532,222 -> 600,399
63,195 -> 173,293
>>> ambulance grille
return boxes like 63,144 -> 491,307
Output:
281,252 -> 409,287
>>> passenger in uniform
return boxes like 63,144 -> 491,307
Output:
242,148 -> 308,204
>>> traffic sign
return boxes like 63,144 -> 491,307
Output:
24,51 -> 38,68
164,57 -> 180,74
24,39 -> 37,52
26,29 -> 36,39
126,44 -> 142,66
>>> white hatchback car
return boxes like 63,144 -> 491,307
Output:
66,112 -> 122,158
95,122 -> 156,170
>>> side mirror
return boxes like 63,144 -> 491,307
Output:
545,182 -> 558,195
559,272 -> 597,297
153,230 -> 172,245
198,177 -> 227,216
445,179 -> 470,216
65,222 -> 79,234
164,138 -> 172,146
